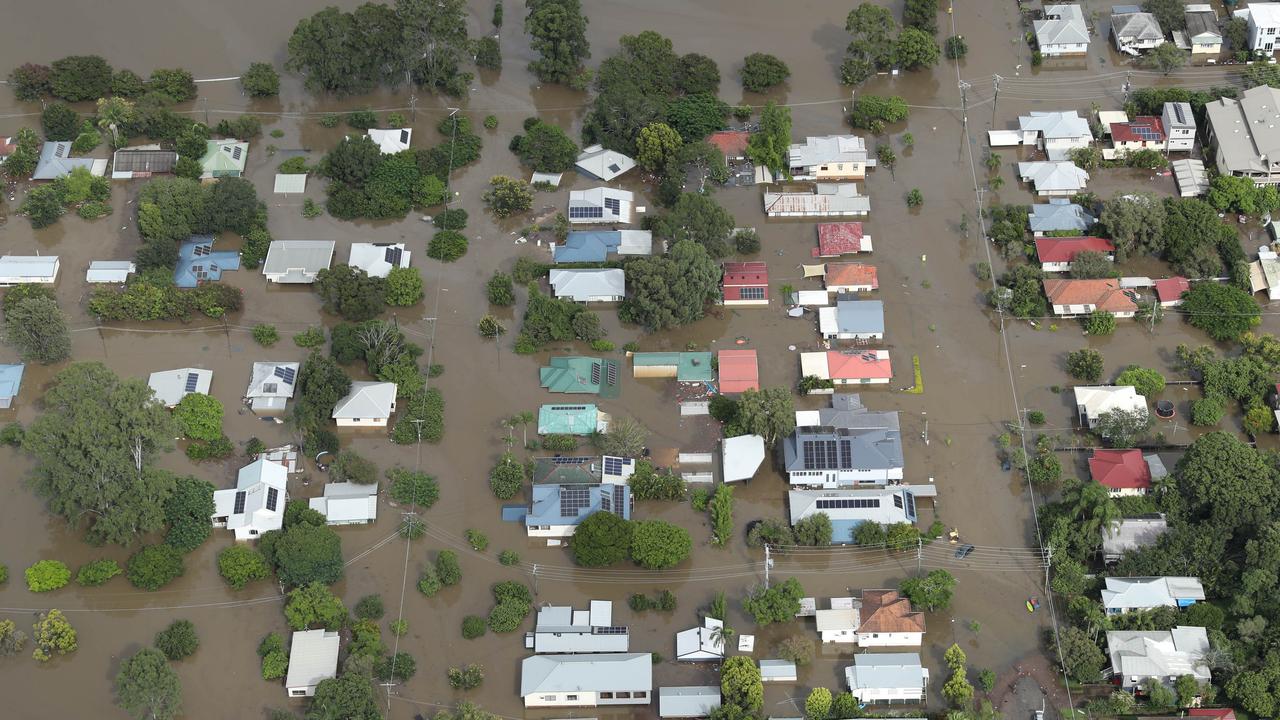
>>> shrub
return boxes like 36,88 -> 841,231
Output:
387,468 -> 440,507
155,619 -> 198,660
462,616 -> 487,639
127,545 -> 185,591
242,62 -> 280,97
331,450 -> 378,485
655,590 -> 677,611
389,619 -> 408,637
428,230 -> 469,262
354,594 -> 385,621
483,115 -> 499,129
293,326 -> 325,348
487,272 -> 515,305
0,618 -> 26,656
217,545 -> 270,590
740,53 -> 790,92
26,560 -> 71,592
906,188 -> 924,207
75,559 -> 121,587
417,565 -> 442,597
433,208 -> 468,230
1084,310 -> 1116,336
375,652 -> 417,681
261,649 -> 288,680
437,550 -> 461,586
1027,411 -> 1046,425
252,323 -> 280,346
32,610 -> 76,662
448,664 -> 485,690
499,550 -> 520,566
319,113 -> 340,128
629,593 -> 653,612
284,582 -> 348,630
0,422 -> 24,446
733,229 -> 761,254
346,109 -> 378,129
466,529 -> 489,551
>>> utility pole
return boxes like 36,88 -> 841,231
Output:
958,80 -> 971,127
763,545 -> 772,589
404,69 -> 418,123
991,74 -> 1003,126
531,563 -> 539,596
444,107 -> 460,209
916,538 -> 923,574
202,97 -> 209,126
1122,70 -> 1133,105
1043,546 -> 1053,593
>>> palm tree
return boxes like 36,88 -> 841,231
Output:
516,410 -> 535,447
709,623 -> 736,651
1064,479 -> 1121,541
95,97 -> 136,147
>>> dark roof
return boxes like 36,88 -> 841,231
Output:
112,149 -> 178,173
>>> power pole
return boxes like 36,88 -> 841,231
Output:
202,97 -> 209,126
1122,70 -> 1133,105
531,563 -> 539,596
1043,545 -> 1053,593
958,80 -> 971,127
991,74 -> 1003,126
916,537 -> 923,574
444,107 -> 460,209
405,69 -> 418,123
763,545 -> 772,589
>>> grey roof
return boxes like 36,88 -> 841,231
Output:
273,174 -> 307,194
33,141 -> 101,180
262,240 -> 335,281
798,393 -> 902,433
759,659 -> 799,680
1035,4 -> 1090,46
1103,516 -> 1169,558
659,687 -> 722,718
835,299 -> 885,335
526,483 -> 631,528
111,148 -> 178,174
789,135 -> 870,168
1107,627 -> 1211,682
246,362 -> 299,400
1102,577 -> 1205,610
789,487 -> 928,526
1019,111 -> 1092,140
147,368 -> 212,407
764,183 -> 871,216
332,381 -> 396,419
1030,200 -> 1095,233
86,260 -> 135,283
520,653 -> 652,696
549,268 -> 626,301
1185,12 -> 1220,42
1019,161 -> 1090,192
576,144 -> 636,181
285,630 -> 340,691
1205,86 -> 1280,176
530,602 -> 629,653
783,395 -> 903,477
1164,102 -> 1195,131
1112,12 -> 1164,42
845,652 -> 927,691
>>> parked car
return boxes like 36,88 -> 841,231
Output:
954,544 -> 975,559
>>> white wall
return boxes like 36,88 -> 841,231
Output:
335,417 -> 389,427
858,631 -> 924,647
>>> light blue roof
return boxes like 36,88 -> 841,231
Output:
526,483 -> 631,528
554,232 -> 621,263
538,403 -> 601,435
174,236 -> 241,288
1030,200 -> 1095,233
835,299 -> 885,335
0,363 -> 25,404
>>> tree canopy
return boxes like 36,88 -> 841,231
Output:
572,511 -> 633,567
526,0 -> 590,85
620,240 -> 720,331
115,648 -> 182,720
1181,282 -> 1260,342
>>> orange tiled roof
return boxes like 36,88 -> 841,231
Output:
859,590 -> 926,634
1043,278 -> 1137,313
825,262 -> 879,289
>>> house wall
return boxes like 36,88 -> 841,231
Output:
788,467 -> 900,488
527,523 -> 577,538
833,377 -> 891,385
824,330 -> 885,340
335,417 -> 389,427
1052,302 -> 1098,316
1106,486 -> 1147,498
0,274 -> 56,286
1043,137 -> 1091,155
809,163 -> 865,181
826,283 -> 875,292
633,365 -> 679,378
857,631 -> 924,647
287,684 -> 317,698
1041,261 -> 1071,273
1249,17 -> 1280,52
1191,41 -> 1221,54
820,629 -> 858,643
524,690 -> 650,708
1040,42 -> 1089,56
851,687 -> 926,704
1034,187 -> 1077,197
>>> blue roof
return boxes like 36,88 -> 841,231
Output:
553,232 -> 621,263
0,364 -> 24,402
174,236 -> 241,288
526,483 -> 631,527
836,299 -> 885,335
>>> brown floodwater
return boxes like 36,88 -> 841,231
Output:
0,1 -> 1273,718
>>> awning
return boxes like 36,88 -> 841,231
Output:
1251,260 -> 1269,295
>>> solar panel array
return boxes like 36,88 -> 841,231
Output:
274,366 -> 297,384
604,197 -> 621,214
194,244 -> 211,257
232,147 -> 243,161
590,363 -> 601,386
1132,126 -> 1161,142
816,497 -> 881,509
594,625 -> 628,635
569,205 -> 605,219
801,438 -> 855,470
184,373 -> 200,392
606,362 -> 618,386
384,246 -> 403,266
399,130 -> 410,144
233,491 -> 247,514
266,487 -> 279,512
559,486 -> 593,517
550,456 -> 592,465
603,456 -> 624,476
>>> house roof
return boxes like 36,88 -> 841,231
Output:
1030,200 -> 1095,233
659,687 -> 721,718
531,456 -> 600,485
707,131 -> 751,157
1184,12 -> 1221,42
825,349 -> 893,381
1112,116 -> 1166,143
86,260 -> 135,283
348,243 -> 410,278
530,601 -> 629,652
367,128 -> 412,154
33,141 -> 104,180
147,368 -> 212,407
1107,627 -> 1212,681
554,230 -> 653,262
675,617 -> 725,660
783,421 -> 904,475
632,352 -> 715,382
273,173 -> 307,194
788,487 -> 925,526
576,144 -> 636,181
859,589 -> 926,634
1019,111 -> 1092,140
214,457 -> 288,534
549,268 -> 625,301
332,381 -> 397,420
1075,385 -> 1147,420
1102,576 -> 1205,610
825,262 -> 878,289
308,482 -> 378,524
1035,237 -> 1115,263
0,364 -> 25,402
723,434 -> 766,482
531,171 -> 563,187
759,659 -> 798,680
520,653 -> 652,696
1113,11 -> 1164,42
718,349 -> 759,393
112,148 -> 177,174
285,630 -> 340,691
174,236 -> 240,288
794,393 -> 900,431
815,222 -> 870,256
1164,101 -> 1196,129
764,183 -> 870,216
568,187 -> 635,223
1044,278 -> 1138,313
246,362 -> 299,399
1089,449 -> 1153,490
1188,709 -> 1235,720
200,139 -> 248,176
1103,516 -> 1169,556
1205,86 -> 1280,176
845,652 -> 928,691
262,241 -> 335,280
1018,161 -> 1090,192
0,255 -> 59,280
540,356 -> 621,397
1154,276 -> 1190,303
1172,159 -> 1208,196
815,607 -> 858,632
1035,4 -> 1089,46
789,135 -> 870,168
538,404 -> 603,435
723,261 -> 769,286
821,299 -> 885,337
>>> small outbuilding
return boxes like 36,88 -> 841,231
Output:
675,617 -> 725,661
148,368 -> 213,408
262,240 -> 335,284
86,260 -> 135,283
285,629 -> 340,697
309,482 -> 378,525
759,659 -> 798,683
0,255 -> 59,285
0,364 -> 25,409
722,434 -> 766,483
659,687 -> 722,719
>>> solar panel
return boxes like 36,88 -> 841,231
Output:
590,363 -> 601,385
233,491 -> 247,514
274,366 -> 296,384
604,197 -> 621,214
607,163 -> 621,174
604,456 -> 623,476
569,206 -> 605,219
600,491 -> 612,513
816,497 -> 880,509
232,147 -> 243,160
384,246 -> 403,266
55,145 -> 66,158
266,487 -> 279,512
184,373 -> 200,392
400,129 -> 410,144
839,440 -> 853,469
550,456 -> 592,465
195,244 -> 210,256
606,362 -> 618,385
613,485 -> 626,515
559,486 -> 593,517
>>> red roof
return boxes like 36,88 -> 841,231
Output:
1154,276 -> 1190,303
825,262 -> 878,289
1043,278 -> 1137,313
723,261 -> 768,286
1035,237 -> 1115,263
718,349 -> 759,393
707,131 -> 751,158
1088,449 -> 1152,490
1188,710 -> 1235,720
826,350 -> 892,380
0,137 -> 15,156
813,222 -> 866,257
1110,116 -> 1166,144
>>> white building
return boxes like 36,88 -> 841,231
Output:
722,434 -> 766,483
0,255 -> 59,285
1017,112 -> 1093,161
1236,4 -> 1280,54
1111,10 -> 1165,54
520,653 -> 652,708
285,630 -> 340,697
211,457 -> 288,540
1035,5 -> 1090,56
525,601 -> 629,654
367,128 -> 412,154
819,299 -> 885,340
245,362 -> 299,413
788,486 -> 936,544
1101,577 -> 1205,615
262,241 -> 335,283
674,617 -> 725,661
86,260 -> 135,283
658,687 -> 721,719
1106,626 -> 1212,690
1184,8 -> 1222,55
1162,102 -> 1196,152
763,184 -> 870,217
1018,161 -> 1090,196
576,144 -> 636,181
788,135 -> 871,180
815,598 -> 860,644
308,482 -> 378,525
1074,385 -> 1148,429
147,368 -> 213,408
549,269 -> 626,302
845,652 -> 929,704
568,187 -> 634,224
332,381 -> 397,427
347,243 -> 410,278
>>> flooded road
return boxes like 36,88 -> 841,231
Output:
0,1 -> 1270,718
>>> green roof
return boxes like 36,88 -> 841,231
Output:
200,140 -> 248,177
538,404 -> 602,435
539,357 -> 620,398
531,456 -> 600,484
632,352 -> 714,382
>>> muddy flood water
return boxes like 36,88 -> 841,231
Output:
0,1 -> 1274,718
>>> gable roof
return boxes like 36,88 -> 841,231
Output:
348,243 -> 410,278
213,457 -> 288,534
1074,385 -> 1147,420
707,131 -> 751,157
1101,576 -> 1205,610
0,255 -> 59,280
367,128 -> 412,154
540,356 -> 621,397
718,349 -> 759,393
1184,11 -> 1221,42
87,260 -> 136,283
1154,276 -> 1190,303
1030,200 -> 1095,233
845,652 -> 927,691
549,268 -> 626,301
821,299 -> 885,336
1089,449 -> 1152,490
795,393 -> 900,431
575,144 -> 636,181
521,653 -> 652,696
285,630 -> 340,691
1035,237 -> 1115,263
659,686 -> 722,718
1112,11 -> 1164,42
246,362 -> 300,399
859,589 -> 926,634
1044,278 -> 1138,312
826,349 -> 893,380
1106,626 -> 1212,681
147,368 -> 213,407
1035,4 -> 1089,46
262,240 -> 335,281
825,262 -> 879,289
789,135 -> 870,168
1019,161 -> 1090,192
112,148 -> 178,174
1019,111 -> 1092,140
764,183 -> 870,216
0,364 -> 25,404
308,482 -> 378,524
332,381 -> 397,420
553,231 -> 653,262
633,352 -> 715,382
1103,516 -> 1169,557
538,404 -> 604,435
675,617 -> 726,660
33,141 -> 105,180
815,222 -> 871,256
200,139 -> 248,176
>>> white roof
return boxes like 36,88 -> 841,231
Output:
815,607 -> 859,632
246,362 -> 300,400
1172,159 -> 1208,197
576,144 -> 636,181
845,652 -> 928,692
722,434 -> 766,482
1035,4 -> 1089,46
521,653 -> 652,696
1097,110 -> 1130,131
659,687 -> 722,718
1101,576 -> 1205,610
0,255 -> 59,280
368,128 -> 413,154
86,260 -> 136,283
1103,516 -> 1169,557
789,135 -> 870,168
332,381 -> 397,420
1245,4 -> 1280,26
617,230 -> 654,255
147,368 -> 212,407
549,268 -> 626,301
1107,627 -> 1211,682
213,457 -> 288,535
1018,161 -> 1090,192
1074,385 -> 1147,421
273,174 -> 307,194
347,242 -> 410,278
675,617 -> 725,660
759,659 -> 798,680
262,241 -> 335,281
285,630 -> 340,692
568,187 -> 635,224
308,482 -> 378,524
531,171 -> 563,187
789,486 -> 930,526
1019,111 -> 1092,140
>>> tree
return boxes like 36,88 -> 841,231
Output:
510,119 -> 579,172
487,272 -> 515,306
0,619 -> 27,656
598,416 -> 648,457
665,94 -> 730,148
331,450 -> 378,485
1163,197 -> 1234,278
630,520 -> 692,569
1177,431 -> 1278,530
903,0 -> 939,33
49,55 -> 112,101
41,103 -> 80,141
793,513 -> 833,546
1144,0 -> 1186,32
155,619 -> 198,661
1115,366 -> 1165,399
1098,193 -> 1165,260
115,648 -> 182,720
526,0 -> 590,84
163,475 -> 215,552
375,652 -> 417,681
653,193 -> 734,257
23,363 -> 176,546
849,94 -> 909,130
943,671 -> 975,708
573,511 -> 633,566
746,101 -> 791,175
742,577 -> 805,625
314,265 -> 387,322
721,656 -> 764,712
399,0 -> 473,96
272,523 -> 344,587
945,35 -> 969,60
895,27 -> 940,70
309,672 -> 380,720
428,230 -> 469,262
620,240 -> 720,331
218,544 -> 270,590
284,582 -> 348,630
1182,282 -> 1260,342
1066,348 -> 1104,382
1225,17 -> 1251,54
381,266 -> 423,307
483,175 -> 533,218
1142,42 -> 1186,75
242,62 -> 280,96
8,63 -> 51,100
20,186 -> 64,229
636,122 -> 683,173
3,296 -> 70,364
31,609 -> 76,662
735,388 -> 796,447
677,52 -> 720,94
1093,407 -> 1152,448
776,636 -> 814,665
899,569 -> 956,611
1054,626 -> 1105,683
805,687 -> 833,720
128,544 -> 185,591
489,452 -> 524,499
843,3 -> 897,85
25,560 -> 70,592
173,393 -> 223,442
76,559 -> 121,587
353,594 -> 385,621
1085,310 -> 1116,336
740,53 -> 789,92
1070,250 -> 1115,279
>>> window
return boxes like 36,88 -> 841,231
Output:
566,695 -> 578,701
542,695 -> 558,701
600,692 -> 614,699
616,692 -> 631,699
634,692 -> 647,699
740,287 -> 766,300
291,690 -> 306,697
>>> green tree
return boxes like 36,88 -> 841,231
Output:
721,656 -> 764,712
436,549 -> 462,585
163,475 -> 215,552
1066,348 -> 1104,382
115,648 -> 182,720
652,193 -> 734,257
0,619 -> 27,656
1141,41 -> 1186,75
154,619 -> 199,661
331,450 -> 378,485
24,363 -> 177,546
526,0 -> 590,84
1144,0 -> 1186,32
665,94 -> 730,149
241,62 -> 280,97
49,55 -> 112,101
32,609 -> 76,662
1163,197 -> 1234,278
842,4 -> 897,84
1085,310 -> 1117,336
483,175 -> 533,218
742,577 -> 805,625
598,416 -> 648,457
1181,282 -> 1260,342
8,63 -> 51,101
285,582 -> 348,630
25,560 -> 71,592
1053,626 -> 1106,683
572,511 -> 632,566
387,467 -> 439,507
740,53 -> 789,92
1093,407 -> 1152,448
41,103 -> 80,141
943,671 -> 975,708
173,393 -> 223,442
314,264 -> 388,322
487,272 -> 515,306
20,185 -> 64,228
217,545 -> 270,590
805,687 -> 833,720
3,296 -> 71,364
428,230 -> 469,262
904,0 -> 939,33
899,569 -> 956,611
75,559 -> 121,587
510,119 -> 579,172
148,68 -> 196,102
945,35 -> 969,60
677,52 -> 720,94
1114,365 -> 1165,398
735,387 -> 796,447
620,240 -> 720,331
636,122 -> 683,173
1098,194 -> 1165,261
746,101 -> 791,175
1070,250 -> 1115,279
271,523 -> 344,587
489,452 -> 524,499
1177,431 -> 1278,530
399,0 -> 474,96
127,545 -> 185,591
849,94 -> 910,131
630,520 -> 692,569
895,27 -> 940,70
96,96 -> 137,146
309,672 -> 380,720
793,513 -> 833,546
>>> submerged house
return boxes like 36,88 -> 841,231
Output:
147,367 -> 212,408
717,349 -> 759,394
1016,111 -> 1093,161
1111,116 -> 1167,155
788,486 -> 931,543
1204,86 -> 1280,186
1103,516 -> 1169,563
285,630 -> 340,698
788,135 -> 871,180
814,222 -> 872,257
1074,385 -> 1148,428
1018,161 -> 1090,196
856,589 -> 926,647
632,352 -> 715,382
659,687 -> 721,719
174,236 -> 240,288
367,128 -> 412,154
347,242 -> 410,278
1111,9 -> 1165,54
722,434 -> 767,483
0,255 -> 59,285
707,130 -> 751,161
553,230 -> 653,263
308,482 -> 378,526
1035,4 -> 1090,56
824,263 -> 878,292
783,413 -> 903,488
1030,199 -> 1095,236
549,268 -> 626,302
332,381 -> 397,427
1102,577 -> 1205,615
1088,448 -> 1166,496
245,362 -> 299,413
111,146 -> 177,179
211,457 -> 288,540
1106,626 -> 1211,690
844,652 -> 929,704
262,241 -> 335,284
576,144 -> 636,181
1184,8 -> 1222,55
540,356 -> 621,397
1035,237 -> 1115,273
1044,278 -> 1137,317
86,260 -> 135,283
525,483 -> 631,539
32,141 -> 107,180
525,601 -> 629,653
799,349 -> 893,386
763,183 -> 869,217
538,404 -> 610,435
722,261 -> 769,306
0,364 -> 25,409
520,653 -> 652,708
568,187 -> 634,224
819,299 -> 885,340
674,617 -> 725,661
200,139 -> 248,179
